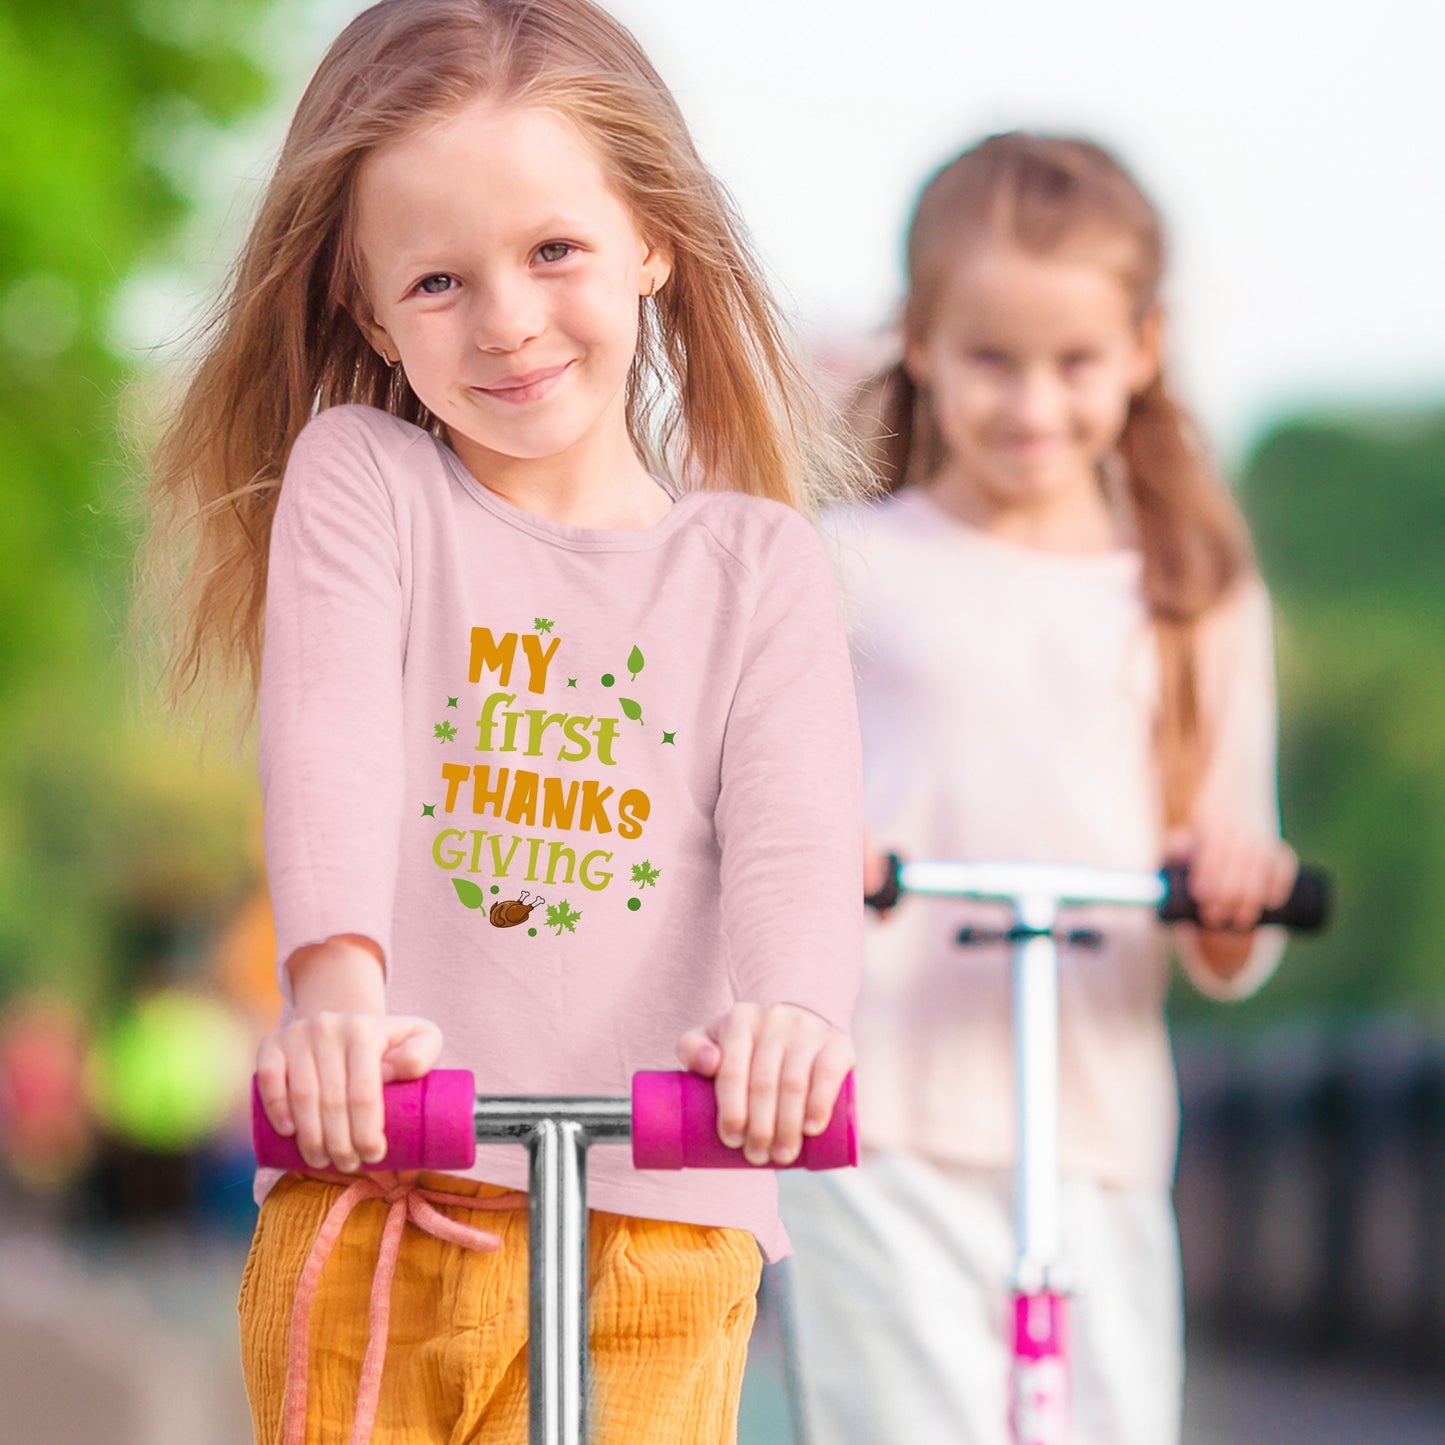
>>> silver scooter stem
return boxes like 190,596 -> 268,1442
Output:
898,862 -> 1080,1291
473,1096 -> 633,1445
1012,895 -> 1062,1293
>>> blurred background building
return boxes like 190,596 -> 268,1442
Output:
0,1 -> 1441,1440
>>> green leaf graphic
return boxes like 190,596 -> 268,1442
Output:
452,879 -> 488,910
620,697 -> 644,724
534,617 -> 555,633
545,900 -> 582,935
630,860 -> 661,890
434,721 -> 458,743
627,645 -> 645,680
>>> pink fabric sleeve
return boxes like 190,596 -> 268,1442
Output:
258,408 -> 408,999
713,509 -> 865,1033
1172,576 -> 1288,1001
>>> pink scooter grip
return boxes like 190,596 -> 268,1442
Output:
631,1070 -> 857,1170
250,1069 -> 477,1172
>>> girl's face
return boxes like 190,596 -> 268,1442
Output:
353,101 -> 669,478
906,245 -> 1159,514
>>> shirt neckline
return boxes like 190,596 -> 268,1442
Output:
432,435 -> 701,552
896,486 -> 1142,573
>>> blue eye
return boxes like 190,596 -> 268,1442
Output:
536,242 -> 574,264
416,275 -> 454,295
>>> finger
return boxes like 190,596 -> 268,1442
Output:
863,850 -> 890,896
713,1007 -> 758,1150
803,1033 -> 856,1138
1266,844 -> 1299,912
744,1007 -> 794,1165
1187,827 -> 1227,912
312,1016 -> 359,1172
1212,840 -> 1263,932
1162,827 -> 1195,863
675,1026 -> 723,1078
347,1025 -> 388,1166
770,1030 -> 818,1165
255,1039 -> 294,1136
283,1042 -> 325,1170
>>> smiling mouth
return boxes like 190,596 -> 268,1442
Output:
474,361 -> 574,405
995,435 -> 1068,453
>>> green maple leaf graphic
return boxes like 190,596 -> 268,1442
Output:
630,860 -> 661,890
545,900 -> 582,935
627,645 -> 645,680
434,721 -> 459,743
534,617 -> 555,633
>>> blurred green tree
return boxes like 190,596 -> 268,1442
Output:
1173,408 -> 1445,1022
0,1 -> 284,1006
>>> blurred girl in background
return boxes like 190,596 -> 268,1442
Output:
779,132 -> 1298,1445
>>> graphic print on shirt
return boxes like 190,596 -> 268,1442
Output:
423,619 -> 669,937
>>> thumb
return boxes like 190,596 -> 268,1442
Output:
380,1016 -> 444,1083
1162,828 -> 1195,864
676,1019 -> 723,1077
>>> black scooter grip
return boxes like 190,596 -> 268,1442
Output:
1160,863 -> 1332,932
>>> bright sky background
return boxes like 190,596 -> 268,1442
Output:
124,0 -> 1445,460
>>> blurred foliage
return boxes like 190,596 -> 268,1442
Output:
1172,408 -> 1445,1024
0,0 -> 1439,1034
0,0 -> 283,1010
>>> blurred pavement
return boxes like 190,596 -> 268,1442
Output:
1,1215 -> 1442,1445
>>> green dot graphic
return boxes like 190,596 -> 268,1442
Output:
528,928 -> 537,937
490,885 -> 500,894
601,673 -> 615,687
627,897 -> 642,912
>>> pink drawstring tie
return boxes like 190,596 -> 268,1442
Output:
280,1172 -> 528,1445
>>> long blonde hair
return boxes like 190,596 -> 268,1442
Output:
141,0 -> 868,727
861,132 -> 1255,827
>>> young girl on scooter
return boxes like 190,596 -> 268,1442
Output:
143,2 -> 868,1439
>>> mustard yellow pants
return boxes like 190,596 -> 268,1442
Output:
239,1172 -> 762,1445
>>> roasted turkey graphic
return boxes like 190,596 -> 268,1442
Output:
489,891 -> 545,928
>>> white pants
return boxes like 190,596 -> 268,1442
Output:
776,1156 -> 1183,1445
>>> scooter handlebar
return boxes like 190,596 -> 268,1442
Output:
251,1068 -> 858,1173
867,853 -> 1332,933
630,1069 -> 856,1170
250,1069 -> 479,1174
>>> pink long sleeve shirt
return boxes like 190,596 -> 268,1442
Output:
824,488 -> 1286,1191
256,404 -> 864,1260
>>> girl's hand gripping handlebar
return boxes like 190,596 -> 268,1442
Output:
251,1068 -> 858,1173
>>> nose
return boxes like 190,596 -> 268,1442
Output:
470,271 -> 544,354
1002,364 -> 1067,432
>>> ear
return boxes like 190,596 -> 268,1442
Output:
1131,306 -> 1164,394
640,243 -> 674,297
344,286 -> 397,365
353,313 -> 398,365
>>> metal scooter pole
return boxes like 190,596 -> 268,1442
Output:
1013,894 -> 1062,1295
471,1097 -> 632,1445
1009,897 -> 1070,1445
